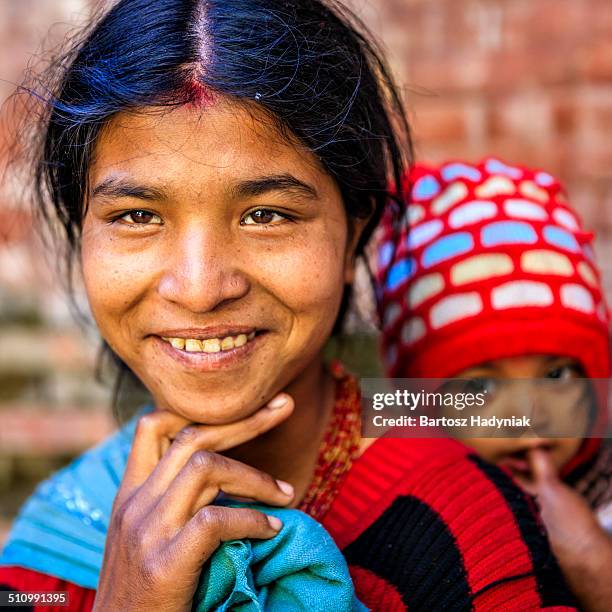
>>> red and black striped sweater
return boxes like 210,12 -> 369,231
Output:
0,433 -> 576,611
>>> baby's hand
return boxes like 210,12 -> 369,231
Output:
515,448 -> 603,559
515,448 -> 612,611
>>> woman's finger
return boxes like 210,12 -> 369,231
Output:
167,505 -> 283,566
114,410 -> 193,509
134,394 -> 294,507
154,450 -> 294,527
172,394 -> 293,453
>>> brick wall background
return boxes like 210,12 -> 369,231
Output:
1,0 -> 612,544
348,0 -> 612,295
0,0 -> 114,544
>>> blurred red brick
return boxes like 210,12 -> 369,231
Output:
579,39 -> 612,82
552,96 -> 578,136
0,406 -> 115,454
412,100 -> 468,144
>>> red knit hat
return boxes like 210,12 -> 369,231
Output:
377,158 -> 611,470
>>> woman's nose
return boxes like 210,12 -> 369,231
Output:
157,226 -> 250,313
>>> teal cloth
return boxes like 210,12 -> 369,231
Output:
196,501 -> 365,611
0,406 -> 367,611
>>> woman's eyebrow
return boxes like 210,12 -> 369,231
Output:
231,174 -> 319,200
91,173 -> 319,204
91,177 -> 166,201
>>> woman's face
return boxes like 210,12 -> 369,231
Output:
82,100 -> 361,423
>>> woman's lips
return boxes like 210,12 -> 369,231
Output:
154,330 -> 265,371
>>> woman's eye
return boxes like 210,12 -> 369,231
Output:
241,209 -> 287,225
116,210 -> 162,225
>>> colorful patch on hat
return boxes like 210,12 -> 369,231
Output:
596,302 -> 609,323
422,233 -> 474,268
431,182 -> 469,215
448,200 -> 497,228
408,219 -> 444,250
386,258 -> 417,291
552,208 -> 579,231
475,176 -> 516,198
409,273 -> 445,308
430,293 -> 483,329
485,159 -> 523,179
503,199 -> 548,221
383,301 -> 402,328
412,175 -> 441,201
481,221 -> 538,247
535,171 -> 555,187
577,261 -> 597,288
519,180 -> 549,203
441,163 -> 482,182
491,280 -> 554,309
386,343 -> 398,366
543,225 -> 580,253
583,244 -> 596,263
407,204 -> 426,226
560,284 -> 595,314
378,241 -> 395,269
401,317 -> 427,345
520,250 -> 573,276
451,253 -> 514,285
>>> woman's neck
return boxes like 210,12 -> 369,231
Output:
223,355 -> 336,504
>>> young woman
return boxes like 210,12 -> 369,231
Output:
0,1 -> 578,610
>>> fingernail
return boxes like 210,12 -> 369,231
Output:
267,515 -> 283,531
267,395 -> 288,410
276,479 -> 294,497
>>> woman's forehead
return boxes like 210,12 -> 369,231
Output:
90,100 -> 325,190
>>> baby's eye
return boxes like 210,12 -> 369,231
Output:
546,365 -> 579,381
241,209 -> 287,225
464,377 -> 497,395
118,210 -> 163,225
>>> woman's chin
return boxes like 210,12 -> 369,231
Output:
154,389 -> 266,426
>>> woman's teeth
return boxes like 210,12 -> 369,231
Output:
161,332 -> 256,353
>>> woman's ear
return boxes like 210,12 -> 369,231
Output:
343,215 -> 371,284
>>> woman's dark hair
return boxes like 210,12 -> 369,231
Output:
25,0 -> 412,418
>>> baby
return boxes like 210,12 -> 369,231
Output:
377,158 -> 612,610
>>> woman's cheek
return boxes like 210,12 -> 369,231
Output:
255,227 -> 346,338
81,227 -> 156,338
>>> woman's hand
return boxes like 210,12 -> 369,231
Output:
515,448 -> 612,612
93,394 -> 295,612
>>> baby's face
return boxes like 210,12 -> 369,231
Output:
455,355 -> 590,477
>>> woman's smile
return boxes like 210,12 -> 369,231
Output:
154,328 -> 266,372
